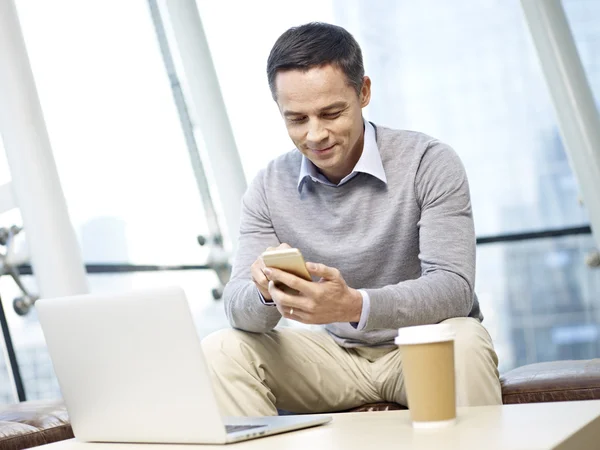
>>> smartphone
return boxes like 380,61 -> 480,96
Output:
261,248 -> 312,294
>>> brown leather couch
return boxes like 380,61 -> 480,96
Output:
0,400 -> 73,450
349,359 -> 600,412
2,360 -> 599,449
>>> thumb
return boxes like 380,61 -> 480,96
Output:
306,262 -> 338,280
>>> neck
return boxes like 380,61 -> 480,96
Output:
322,125 -> 365,184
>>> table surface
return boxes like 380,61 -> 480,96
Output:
40,400 -> 600,450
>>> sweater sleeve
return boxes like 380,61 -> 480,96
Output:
362,141 -> 476,331
222,170 -> 283,332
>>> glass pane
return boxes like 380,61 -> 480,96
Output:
196,0 -> 336,182
565,0 -> 600,98
332,0 -> 599,236
14,0 -> 210,265
0,269 -> 227,405
477,234 -> 600,373
201,0 -> 598,236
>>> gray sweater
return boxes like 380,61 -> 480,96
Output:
223,124 -> 482,347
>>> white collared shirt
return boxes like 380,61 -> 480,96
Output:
297,120 -> 387,193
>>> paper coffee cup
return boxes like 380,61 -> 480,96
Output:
395,324 -> 456,429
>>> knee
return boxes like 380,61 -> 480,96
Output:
444,318 -> 501,405
201,328 -> 259,372
444,318 -> 498,369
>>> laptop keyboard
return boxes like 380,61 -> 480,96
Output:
225,424 -> 267,434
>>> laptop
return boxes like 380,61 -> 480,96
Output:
36,286 -> 332,444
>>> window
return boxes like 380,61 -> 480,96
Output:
0,0 -> 230,403
15,0 -> 210,266
199,0 -> 600,371
1,1 -> 598,404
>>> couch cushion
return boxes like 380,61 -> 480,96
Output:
500,359 -> 600,404
0,399 -> 73,450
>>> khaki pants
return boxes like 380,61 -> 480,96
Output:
201,317 -> 502,417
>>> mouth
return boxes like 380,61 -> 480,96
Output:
309,144 -> 335,156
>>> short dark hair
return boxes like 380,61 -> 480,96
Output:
267,22 -> 365,100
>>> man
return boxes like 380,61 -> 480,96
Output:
202,22 -> 502,416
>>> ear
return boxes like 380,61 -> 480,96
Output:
360,76 -> 371,108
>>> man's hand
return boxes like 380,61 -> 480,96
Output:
264,262 -> 363,324
251,243 -> 292,300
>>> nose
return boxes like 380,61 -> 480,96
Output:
306,119 -> 329,147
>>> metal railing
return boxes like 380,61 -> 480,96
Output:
476,225 -> 592,245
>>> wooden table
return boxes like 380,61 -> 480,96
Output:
39,400 -> 600,449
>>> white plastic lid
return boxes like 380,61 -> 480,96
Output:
395,323 -> 455,345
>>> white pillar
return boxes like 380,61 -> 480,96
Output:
521,0 -> 600,248
0,0 -> 88,298
0,183 -> 16,215
158,0 -> 247,251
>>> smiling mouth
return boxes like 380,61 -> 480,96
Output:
310,144 -> 335,154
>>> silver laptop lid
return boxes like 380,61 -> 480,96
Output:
36,286 -> 228,444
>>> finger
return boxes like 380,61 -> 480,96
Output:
275,303 -> 308,323
251,264 -> 269,288
251,264 -> 271,299
264,267 -> 316,296
268,280 -> 290,305
252,275 -> 269,294
269,281 -> 294,313
269,287 -> 309,323
268,280 -> 310,310
282,307 -> 309,323
305,262 -> 340,280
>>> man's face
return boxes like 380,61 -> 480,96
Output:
275,65 -> 371,183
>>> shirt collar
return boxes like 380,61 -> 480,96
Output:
297,120 -> 387,192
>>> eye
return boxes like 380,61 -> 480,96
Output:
323,111 -> 342,119
289,116 -> 307,124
